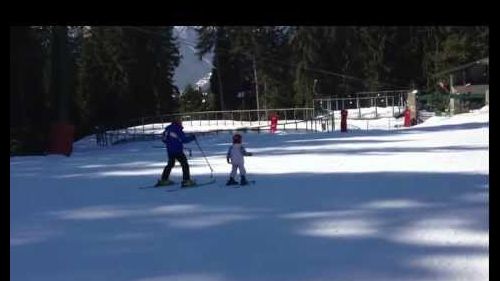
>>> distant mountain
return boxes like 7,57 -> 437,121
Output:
173,26 -> 213,93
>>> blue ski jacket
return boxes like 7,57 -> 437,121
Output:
162,122 -> 195,156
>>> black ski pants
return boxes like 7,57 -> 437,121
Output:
161,153 -> 190,181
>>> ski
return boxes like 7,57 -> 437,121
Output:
165,178 -> 217,192
241,179 -> 256,186
139,181 -> 176,189
227,180 -> 256,187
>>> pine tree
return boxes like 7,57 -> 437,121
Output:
180,84 -> 205,112
154,26 -> 181,115
77,26 -> 130,130
195,26 -> 225,110
420,26 -> 489,90
121,26 -> 180,118
10,26 -> 50,154
196,26 -> 250,110
289,26 -> 322,107
358,26 -> 391,91
77,26 -> 180,130
256,27 -> 296,109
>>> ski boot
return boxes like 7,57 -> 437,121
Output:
155,179 -> 174,187
226,177 -> 238,186
181,179 -> 196,188
240,176 -> 248,186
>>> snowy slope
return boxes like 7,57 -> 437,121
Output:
10,108 -> 488,281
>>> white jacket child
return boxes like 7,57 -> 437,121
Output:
226,134 -> 253,185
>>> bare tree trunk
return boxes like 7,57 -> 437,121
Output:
215,55 -> 225,111
253,54 -> 260,120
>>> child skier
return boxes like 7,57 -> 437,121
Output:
226,133 -> 253,186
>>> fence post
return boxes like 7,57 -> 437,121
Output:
284,110 -> 287,130
294,109 -> 297,130
358,95 -> 361,118
305,109 -> 308,131
308,111 -> 314,131
398,93 -> 402,115
332,113 -> 335,131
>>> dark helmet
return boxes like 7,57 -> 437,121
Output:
232,133 -> 242,144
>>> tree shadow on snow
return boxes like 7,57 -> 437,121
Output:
10,170 -> 488,281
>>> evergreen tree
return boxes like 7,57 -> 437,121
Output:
121,26 -> 180,118
289,26 -> 322,107
180,84 -> 205,112
358,26 -> 391,91
382,26 -> 426,89
10,26 -> 49,154
77,26 -> 130,130
77,26 -> 180,130
196,26 -> 249,110
256,27 -> 296,109
155,26 -> 181,115
420,26 -> 489,90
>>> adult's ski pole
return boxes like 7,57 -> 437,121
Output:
194,137 -> 214,178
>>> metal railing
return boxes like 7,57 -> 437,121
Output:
314,89 -> 409,118
95,101 -> 411,147
97,108 -> 326,146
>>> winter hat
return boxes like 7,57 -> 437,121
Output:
232,133 -> 242,144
